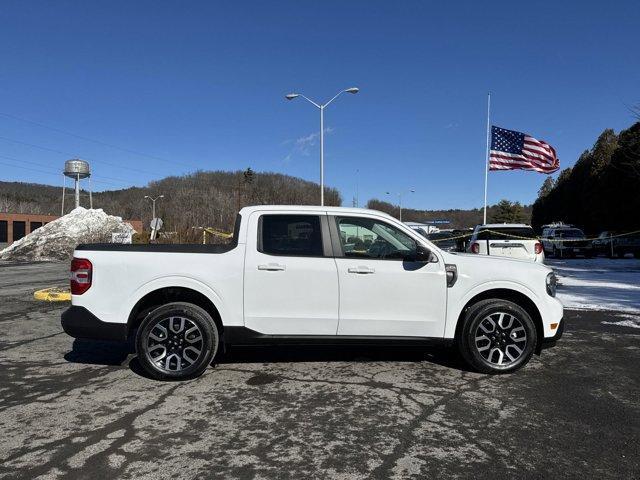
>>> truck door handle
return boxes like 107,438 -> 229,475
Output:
348,266 -> 375,274
258,263 -> 286,271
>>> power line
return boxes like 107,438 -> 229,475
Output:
0,154 -> 130,188
0,111 -> 202,170
0,134 -> 170,176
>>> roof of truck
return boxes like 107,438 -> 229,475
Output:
238,205 -> 395,219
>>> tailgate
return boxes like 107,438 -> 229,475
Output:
488,240 -> 534,259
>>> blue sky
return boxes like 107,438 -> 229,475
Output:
0,1 -> 638,210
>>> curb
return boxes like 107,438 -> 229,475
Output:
34,287 -> 71,302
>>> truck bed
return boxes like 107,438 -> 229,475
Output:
75,243 -> 237,254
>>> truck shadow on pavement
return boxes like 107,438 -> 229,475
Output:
64,339 -> 473,380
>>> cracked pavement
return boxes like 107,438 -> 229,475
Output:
0,262 -> 639,479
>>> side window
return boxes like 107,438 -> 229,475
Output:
260,215 -> 323,257
335,216 -> 416,260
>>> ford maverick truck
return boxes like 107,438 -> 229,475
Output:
62,206 -> 564,379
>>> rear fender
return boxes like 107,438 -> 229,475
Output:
125,276 -> 228,326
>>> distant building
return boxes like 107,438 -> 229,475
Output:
404,221 -> 441,235
0,212 -> 143,247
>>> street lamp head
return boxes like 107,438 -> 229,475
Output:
144,195 -> 149,199
285,93 -> 300,100
345,87 -> 359,94
410,189 -> 415,193
159,195 -> 165,199
385,191 -> 391,195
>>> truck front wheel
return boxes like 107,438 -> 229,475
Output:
458,299 -> 537,374
136,302 -> 219,380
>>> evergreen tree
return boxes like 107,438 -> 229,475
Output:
537,177 -> 556,198
490,200 -> 526,224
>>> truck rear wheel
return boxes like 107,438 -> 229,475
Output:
458,299 -> 537,374
136,302 -> 219,380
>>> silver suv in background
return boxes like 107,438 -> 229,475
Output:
467,224 -> 544,262
541,226 -> 593,258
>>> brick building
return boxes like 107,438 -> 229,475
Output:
0,213 -> 143,247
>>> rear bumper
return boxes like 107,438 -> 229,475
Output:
540,318 -> 564,350
61,306 -> 127,342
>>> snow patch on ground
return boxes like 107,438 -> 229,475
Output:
547,258 -> 640,313
0,207 -> 134,262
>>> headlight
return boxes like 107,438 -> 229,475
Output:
546,272 -> 557,297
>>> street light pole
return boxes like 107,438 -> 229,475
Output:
144,194 -> 164,220
386,189 -> 415,222
285,87 -> 359,206
320,106 -> 324,206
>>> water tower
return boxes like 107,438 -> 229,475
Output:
61,159 -> 92,215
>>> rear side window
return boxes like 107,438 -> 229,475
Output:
477,227 -> 537,240
260,215 -> 323,257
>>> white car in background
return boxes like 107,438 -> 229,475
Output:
467,224 -> 544,263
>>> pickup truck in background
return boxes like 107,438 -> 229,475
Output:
62,206 -> 564,380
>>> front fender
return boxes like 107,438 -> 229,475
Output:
444,280 -> 542,339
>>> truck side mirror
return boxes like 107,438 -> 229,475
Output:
415,244 -> 438,263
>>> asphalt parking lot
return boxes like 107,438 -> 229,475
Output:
1,262 -> 639,479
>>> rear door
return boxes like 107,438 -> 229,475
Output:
243,211 -> 339,335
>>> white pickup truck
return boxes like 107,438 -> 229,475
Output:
62,205 -> 564,380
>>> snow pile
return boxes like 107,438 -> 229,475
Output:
547,258 -> 640,313
0,207 -> 135,262
602,314 -> 640,329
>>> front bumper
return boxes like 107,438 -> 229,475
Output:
61,306 -> 128,342
540,318 -> 564,351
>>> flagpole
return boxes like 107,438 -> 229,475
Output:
483,92 -> 491,225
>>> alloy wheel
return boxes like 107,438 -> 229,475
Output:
146,316 -> 204,372
474,312 -> 527,366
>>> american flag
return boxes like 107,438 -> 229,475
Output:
489,126 -> 559,174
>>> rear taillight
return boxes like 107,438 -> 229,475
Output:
70,258 -> 92,295
534,242 -> 543,255
471,242 -> 480,254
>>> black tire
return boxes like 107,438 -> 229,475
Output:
457,299 -> 537,374
136,302 -> 219,380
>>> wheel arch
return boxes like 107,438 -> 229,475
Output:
454,288 -> 544,354
127,286 -> 223,339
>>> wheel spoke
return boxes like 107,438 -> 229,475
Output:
475,334 -> 491,352
185,326 -> 203,344
183,346 -> 201,364
169,317 -> 186,334
505,344 -> 523,362
488,347 -> 504,365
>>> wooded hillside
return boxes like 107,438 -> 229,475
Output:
366,199 -> 532,229
0,170 -> 341,235
531,121 -> 640,234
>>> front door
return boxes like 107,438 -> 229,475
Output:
332,215 -> 447,338
243,212 -> 339,335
